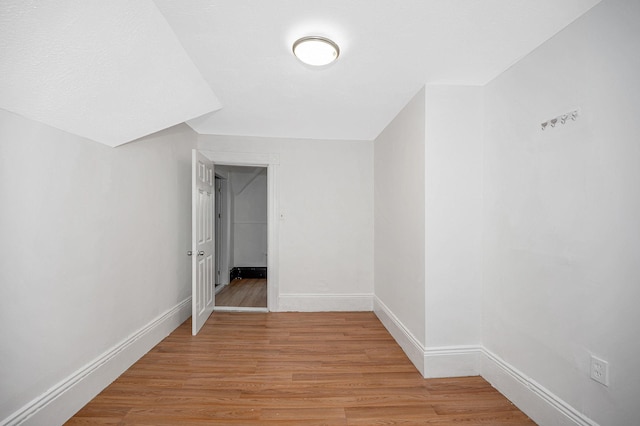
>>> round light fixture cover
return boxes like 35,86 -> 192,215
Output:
293,36 -> 340,66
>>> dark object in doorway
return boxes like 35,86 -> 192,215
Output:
230,267 -> 267,281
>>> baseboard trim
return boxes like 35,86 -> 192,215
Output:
4,295 -> 599,426
423,346 -> 482,378
373,297 -> 482,378
214,306 -> 268,313
373,297 -> 425,375
481,349 -> 599,426
373,297 -> 597,425
278,293 -> 373,312
2,298 -> 192,426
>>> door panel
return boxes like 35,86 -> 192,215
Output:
192,150 -> 215,335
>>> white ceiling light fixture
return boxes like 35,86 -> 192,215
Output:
292,36 -> 340,66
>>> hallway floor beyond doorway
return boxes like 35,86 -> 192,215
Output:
216,278 -> 266,308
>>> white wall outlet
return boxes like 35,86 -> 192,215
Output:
590,355 -> 609,386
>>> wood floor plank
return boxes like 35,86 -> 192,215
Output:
215,278 -> 267,307
66,312 -> 535,425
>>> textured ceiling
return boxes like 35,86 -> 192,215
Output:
0,0 -> 221,147
155,0 -> 600,141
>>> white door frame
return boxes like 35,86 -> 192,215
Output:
214,176 -> 222,286
200,150 -> 280,312
213,175 -> 231,288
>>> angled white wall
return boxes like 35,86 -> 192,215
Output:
0,1 -> 221,147
373,88 -> 427,373
423,85 -> 484,375
0,110 -> 196,425
373,85 -> 484,377
199,135 -> 374,312
482,0 -> 640,424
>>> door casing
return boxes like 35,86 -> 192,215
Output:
199,150 -> 280,313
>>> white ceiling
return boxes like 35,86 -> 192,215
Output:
0,0 -> 221,147
155,0 -> 600,141
0,1 -> 600,146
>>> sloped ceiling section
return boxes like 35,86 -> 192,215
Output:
0,0 -> 221,147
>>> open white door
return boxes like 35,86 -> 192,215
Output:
192,150 -> 215,335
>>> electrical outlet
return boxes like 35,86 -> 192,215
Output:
590,355 -> 609,386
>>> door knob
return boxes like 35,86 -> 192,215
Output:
187,250 -> 193,256
198,251 -> 205,256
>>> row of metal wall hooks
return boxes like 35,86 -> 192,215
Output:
541,109 -> 579,130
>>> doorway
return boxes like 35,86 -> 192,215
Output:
196,149 -> 279,314
214,165 -> 268,311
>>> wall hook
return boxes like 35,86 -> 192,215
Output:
541,109 -> 579,131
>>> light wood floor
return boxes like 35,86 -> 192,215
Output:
67,312 -> 535,425
216,278 -> 267,307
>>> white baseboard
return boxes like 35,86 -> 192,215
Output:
278,293 -> 373,312
373,297 -> 425,375
373,297 -> 597,426
214,306 -> 268,313
373,297 -> 482,378
481,349 -> 598,426
2,298 -> 192,426
4,294 -> 599,426
424,346 -> 482,378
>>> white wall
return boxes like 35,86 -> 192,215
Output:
423,85 -> 484,374
229,167 -> 267,267
199,135 -> 374,311
482,0 -> 640,424
373,85 -> 484,377
373,87 -> 426,367
0,110 -> 195,424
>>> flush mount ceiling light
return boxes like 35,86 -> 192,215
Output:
292,36 -> 340,66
